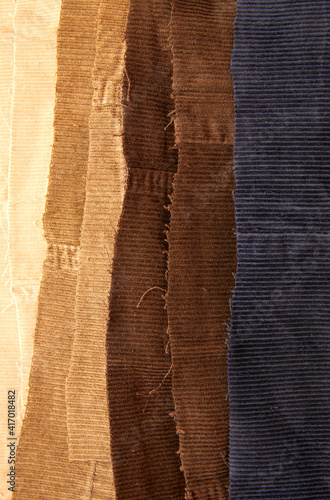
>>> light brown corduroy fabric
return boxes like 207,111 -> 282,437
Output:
0,2 -> 21,499
65,0 -> 129,463
13,1 -> 114,497
167,1 -> 237,498
8,0 -> 61,417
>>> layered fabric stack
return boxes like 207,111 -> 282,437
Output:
0,1 -> 328,499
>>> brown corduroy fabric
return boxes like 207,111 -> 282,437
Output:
167,1 -> 237,499
13,1 -> 115,498
106,0 -> 185,498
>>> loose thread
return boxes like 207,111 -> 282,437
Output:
220,452 -> 229,469
2,299 -> 15,313
140,363 -> 173,414
149,363 -> 172,396
124,67 -> 131,102
136,286 -> 166,308
121,102 -> 134,111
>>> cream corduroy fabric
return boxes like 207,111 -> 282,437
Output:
8,0 -> 61,418
0,2 -> 20,499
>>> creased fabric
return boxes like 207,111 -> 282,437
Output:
229,2 -> 330,498
0,2 -> 21,499
106,0 -> 185,498
166,1 -> 237,499
65,0 -> 129,463
8,0 -> 61,418
13,0 -> 115,497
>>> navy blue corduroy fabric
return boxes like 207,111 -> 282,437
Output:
229,2 -> 330,499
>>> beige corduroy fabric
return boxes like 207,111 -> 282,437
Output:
13,0 -> 115,498
65,0 -> 129,462
0,2 -> 21,499
8,0 -> 61,418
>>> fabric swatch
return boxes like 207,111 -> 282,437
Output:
13,1 -> 115,497
106,0 -> 185,497
65,0 -> 129,463
8,0 -> 61,418
0,2 -> 21,499
167,1 -> 237,498
229,2 -> 330,498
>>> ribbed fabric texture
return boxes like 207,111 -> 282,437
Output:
229,2 -> 330,498
167,1 -> 237,498
65,0 -> 128,464
12,1 -> 116,498
107,169 -> 185,500
0,3 -> 21,499
8,0 -> 60,417
7,2 -> 330,498
42,0 -> 98,244
106,0 -> 185,498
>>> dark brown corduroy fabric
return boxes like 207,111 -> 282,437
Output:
167,1 -> 237,499
106,0 -> 184,498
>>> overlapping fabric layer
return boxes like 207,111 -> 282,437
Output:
13,1 -> 116,497
65,0 -> 129,464
9,0 -> 60,419
0,3 -> 20,499
167,1 -> 236,498
105,0 -> 184,497
229,2 -> 330,498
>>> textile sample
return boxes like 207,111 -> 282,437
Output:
106,0 -> 185,497
167,1 -> 237,498
229,2 -> 330,498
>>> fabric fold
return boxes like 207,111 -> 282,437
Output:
65,0 -> 129,463
229,2 -> 330,498
167,1 -> 237,498
12,1 -> 115,497
105,0 -> 185,497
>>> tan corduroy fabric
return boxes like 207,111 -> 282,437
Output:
13,1 -> 114,497
65,0 -> 128,463
8,0 -> 61,417
0,2 -> 21,499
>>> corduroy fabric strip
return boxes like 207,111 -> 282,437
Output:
8,0 -> 61,418
106,0 -> 184,498
65,0 -> 129,464
107,169 -> 184,500
42,0 -> 98,245
12,1 -> 115,498
229,2 -> 330,498
0,2 -> 21,499
166,1 -> 237,499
